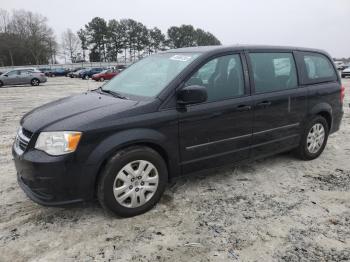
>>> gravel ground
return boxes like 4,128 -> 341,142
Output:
1,77 -> 350,262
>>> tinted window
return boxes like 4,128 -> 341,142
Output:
7,70 -> 19,76
303,54 -> 336,80
185,54 -> 244,102
249,53 -> 297,93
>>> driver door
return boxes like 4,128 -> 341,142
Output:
4,70 -> 20,85
178,53 -> 253,174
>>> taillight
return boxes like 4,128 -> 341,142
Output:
340,85 -> 345,104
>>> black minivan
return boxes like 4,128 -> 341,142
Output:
13,45 -> 344,217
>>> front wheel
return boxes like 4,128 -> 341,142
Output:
295,116 -> 329,160
100,77 -> 105,82
84,75 -> 89,80
97,146 -> 168,217
0,81 -> 3,87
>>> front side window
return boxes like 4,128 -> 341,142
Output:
102,53 -> 199,98
6,70 -> 19,76
185,54 -> 245,102
249,53 -> 298,93
303,53 -> 336,81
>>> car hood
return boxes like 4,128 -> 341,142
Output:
21,91 -> 149,132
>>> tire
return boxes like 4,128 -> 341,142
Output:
100,77 -> 104,82
0,81 -> 3,87
51,74 -> 55,77
31,78 -> 40,86
97,146 -> 168,217
295,116 -> 329,160
84,75 -> 89,80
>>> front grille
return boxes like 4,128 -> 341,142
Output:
14,127 -> 32,155
22,128 -> 33,138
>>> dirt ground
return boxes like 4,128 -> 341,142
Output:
1,77 -> 350,262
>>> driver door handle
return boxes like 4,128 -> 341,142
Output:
235,105 -> 252,112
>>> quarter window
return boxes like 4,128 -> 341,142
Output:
185,54 -> 245,102
303,54 -> 336,81
249,53 -> 298,93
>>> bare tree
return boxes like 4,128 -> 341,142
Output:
0,9 -> 10,33
61,28 -> 81,63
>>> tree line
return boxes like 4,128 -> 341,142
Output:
0,9 -> 221,66
76,17 -> 221,63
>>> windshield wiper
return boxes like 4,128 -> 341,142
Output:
96,87 -> 128,99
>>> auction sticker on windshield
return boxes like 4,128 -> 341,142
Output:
170,55 -> 193,62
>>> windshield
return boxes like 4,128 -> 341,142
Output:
102,52 -> 200,97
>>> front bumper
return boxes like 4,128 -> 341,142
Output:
12,145 -> 96,206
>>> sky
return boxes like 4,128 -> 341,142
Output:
1,0 -> 350,58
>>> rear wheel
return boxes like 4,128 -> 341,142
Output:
31,78 -> 40,86
0,81 -> 3,87
97,146 -> 168,217
295,116 -> 329,160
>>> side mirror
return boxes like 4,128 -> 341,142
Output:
177,85 -> 207,105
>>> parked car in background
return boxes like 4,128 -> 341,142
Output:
334,61 -> 345,70
92,69 -> 119,81
67,68 -> 85,78
341,67 -> 350,78
72,69 -> 86,78
47,68 -> 69,77
81,67 -> 105,79
0,68 -> 47,87
38,68 -> 51,74
12,46 -> 344,217
342,63 -> 350,70
116,65 -> 127,72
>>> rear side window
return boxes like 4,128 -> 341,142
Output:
301,53 -> 337,83
249,53 -> 298,93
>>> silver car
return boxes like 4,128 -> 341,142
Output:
0,68 -> 47,87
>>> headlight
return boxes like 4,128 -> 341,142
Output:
35,131 -> 82,156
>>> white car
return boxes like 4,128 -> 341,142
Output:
341,67 -> 350,78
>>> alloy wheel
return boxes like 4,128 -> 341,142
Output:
31,79 -> 39,86
307,123 -> 325,154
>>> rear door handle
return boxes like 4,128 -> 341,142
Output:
256,101 -> 271,107
235,105 -> 252,112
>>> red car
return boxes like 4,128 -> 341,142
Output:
92,69 -> 118,81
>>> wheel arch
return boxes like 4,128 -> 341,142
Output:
308,102 -> 333,131
31,77 -> 40,83
86,128 -> 179,197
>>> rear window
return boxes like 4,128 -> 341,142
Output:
299,52 -> 337,84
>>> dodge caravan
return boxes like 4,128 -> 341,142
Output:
13,45 -> 344,217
